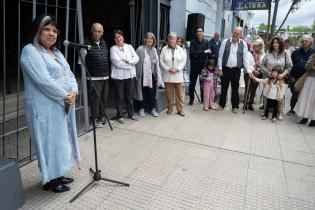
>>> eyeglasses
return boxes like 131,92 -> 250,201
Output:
42,27 -> 59,35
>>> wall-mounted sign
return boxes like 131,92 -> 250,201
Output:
232,0 -> 271,11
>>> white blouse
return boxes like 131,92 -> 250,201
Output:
159,45 -> 187,83
110,44 -> 139,80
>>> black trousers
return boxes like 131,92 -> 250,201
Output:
113,78 -> 135,118
189,61 -> 204,102
139,80 -> 157,112
219,67 -> 241,109
289,81 -> 299,111
88,80 -> 109,119
264,98 -> 278,118
244,73 -> 259,106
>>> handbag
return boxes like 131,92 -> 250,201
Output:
283,51 -> 294,87
294,72 -> 308,92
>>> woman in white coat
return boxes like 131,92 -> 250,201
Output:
160,32 -> 187,116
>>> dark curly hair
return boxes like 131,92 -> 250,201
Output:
269,36 -> 284,54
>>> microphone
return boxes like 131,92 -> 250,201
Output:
63,40 -> 92,50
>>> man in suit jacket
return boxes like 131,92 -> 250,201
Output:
189,27 -> 211,105
208,32 -> 221,63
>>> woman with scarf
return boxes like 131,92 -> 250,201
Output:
135,32 -> 164,117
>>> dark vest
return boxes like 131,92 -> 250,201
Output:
85,39 -> 110,77
222,39 -> 244,69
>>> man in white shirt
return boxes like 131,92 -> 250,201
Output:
217,26 -> 252,113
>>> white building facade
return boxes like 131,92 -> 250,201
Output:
169,0 -> 252,40
169,0 -> 225,39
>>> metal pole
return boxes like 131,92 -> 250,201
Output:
76,0 -> 89,131
2,0 -> 6,157
156,0 -> 160,50
266,1 -> 272,41
65,0 -> 70,59
32,0 -> 36,20
55,0 -> 58,19
17,0 -> 21,162
45,0 -> 47,14
129,0 -> 135,46
269,0 -> 279,41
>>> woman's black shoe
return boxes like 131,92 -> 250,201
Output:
42,178 -> 71,193
59,176 -> 74,185
42,182 -> 70,193
50,183 -> 70,193
309,120 -> 315,127
42,182 -> 50,191
299,118 -> 308,124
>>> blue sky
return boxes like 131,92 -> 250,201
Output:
252,0 -> 315,28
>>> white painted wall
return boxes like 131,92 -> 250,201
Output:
223,10 -> 251,38
169,0 -> 224,40
169,0 -> 187,37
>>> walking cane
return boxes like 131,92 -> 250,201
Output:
243,76 -> 251,114
194,89 -> 201,103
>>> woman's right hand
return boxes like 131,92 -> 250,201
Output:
66,91 -> 76,107
169,67 -> 178,74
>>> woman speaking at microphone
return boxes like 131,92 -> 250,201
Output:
20,15 -> 80,193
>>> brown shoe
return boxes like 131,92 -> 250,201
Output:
166,109 -> 172,115
232,108 -> 239,113
129,115 -> 138,121
216,105 -> 224,111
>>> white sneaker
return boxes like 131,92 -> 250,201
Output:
277,114 -> 283,121
139,108 -> 145,117
99,117 -> 114,125
95,120 -> 103,128
151,108 -> 159,117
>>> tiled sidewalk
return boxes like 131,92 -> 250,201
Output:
19,101 -> 315,210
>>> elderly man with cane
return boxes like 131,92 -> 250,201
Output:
217,26 -> 253,113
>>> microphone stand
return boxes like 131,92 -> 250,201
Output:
70,47 -> 130,203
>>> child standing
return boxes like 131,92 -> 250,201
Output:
250,65 -> 286,122
200,59 -> 217,111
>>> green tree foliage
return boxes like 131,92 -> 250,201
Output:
290,25 -> 312,33
258,23 -> 268,31
275,0 -> 310,35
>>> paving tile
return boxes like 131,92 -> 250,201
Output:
286,177 -> 315,203
18,97 -> 315,209
244,169 -> 287,210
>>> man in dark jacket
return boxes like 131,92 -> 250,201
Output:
189,27 -> 211,105
85,23 -> 111,127
208,32 -> 221,62
288,35 -> 315,115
